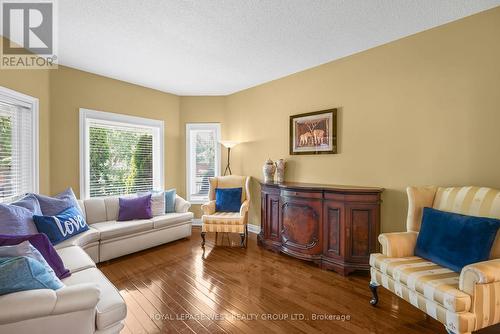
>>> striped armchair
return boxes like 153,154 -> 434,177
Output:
370,186 -> 500,334
200,175 -> 251,247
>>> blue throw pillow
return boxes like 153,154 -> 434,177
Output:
215,188 -> 242,212
33,206 -> 89,245
164,189 -> 176,213
0,256 -> 64,296
415,207 -> 500,272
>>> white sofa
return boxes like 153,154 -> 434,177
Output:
0,194 -> 193,334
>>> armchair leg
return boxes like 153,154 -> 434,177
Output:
369,283 -> 379,306
201,232 -> 206,247
240,233 -> 245,247
245,224 -> 248,248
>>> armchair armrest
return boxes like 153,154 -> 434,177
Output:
201,200 -> 216,215
0,283 -> 100,325
175,195 -> 191,213
240,200 -> 249,216
459,259 -> 500,295
378,231 -> 418,258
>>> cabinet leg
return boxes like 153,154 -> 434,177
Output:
369,283 -> 379,306
201,232 -> 206,247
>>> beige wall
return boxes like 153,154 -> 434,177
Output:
225,7 -> 500,232
179,96 -> 226,217
49,66 -> 181,197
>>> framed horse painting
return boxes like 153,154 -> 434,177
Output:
289,108 -> 337,155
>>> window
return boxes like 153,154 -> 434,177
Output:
0,86 -> 38,202
80,109 -> 164,199
186,123 -> 221,204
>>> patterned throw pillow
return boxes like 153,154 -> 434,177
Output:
0,241 -> 62,283
33,206 -> 89,245
0,233 -> 70,279
0,204 -> 38,235
139,191 -> 165,216
33,188 -> 83,216
0,256 -> 64,296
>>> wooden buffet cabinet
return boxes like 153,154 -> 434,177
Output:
258,181 -> 383,275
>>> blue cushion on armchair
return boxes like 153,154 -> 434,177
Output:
215,188 -> 242,212
415,207 -> 500,272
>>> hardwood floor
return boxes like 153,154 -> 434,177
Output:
99,227 -> 499,334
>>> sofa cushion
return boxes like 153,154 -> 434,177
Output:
83,198 -> 107,224
56,246 -> 95,273
152,212 -> 193,229
62,267 -> 126,330
370,253 -> 471,312
91,219 -> 153,240
53,227 -> 100,250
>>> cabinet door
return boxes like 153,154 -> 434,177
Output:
345,204 -> 378,263
280,197 -> 322,255
323,200 -> 344,259
265,193 -> 281,242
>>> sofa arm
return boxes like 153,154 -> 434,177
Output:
175,195 -> 191,213
201,200 -> 216,215
240,200 -> 249,216
459,259 -> 500,295
0,283 -> 100,325
378,231 -> 418,258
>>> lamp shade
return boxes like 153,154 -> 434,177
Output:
220,140 -> 239,148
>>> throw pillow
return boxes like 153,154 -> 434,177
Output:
164,189 -> 176,213
0,204 -> 38,235
139,191 -> 165,216
215,188 -> 242,212
415,207 -> 500,272
0,256 -> 64,296
33,206 -> 89,245
0,233 -> 70,279
11,194 -> 42,215
0,241 -> 61,282
34,188 -> 82,216
118,194 -> 152,221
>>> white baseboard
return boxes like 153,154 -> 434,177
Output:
191,219 -> 261,234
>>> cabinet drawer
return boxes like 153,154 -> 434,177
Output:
281,189 -> 322,199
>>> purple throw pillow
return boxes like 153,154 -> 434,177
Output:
34,188 -> 82,216
118,194 -> 152,221
0,204 -> 38,235
0,233 -> 70,279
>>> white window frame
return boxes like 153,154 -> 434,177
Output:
79,108 -> 164,199
0,86 -> 39,200
186,123 -> 221,204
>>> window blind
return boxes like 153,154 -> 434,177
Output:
187,124 -> 220,203
0,99 -> 35,201
88,121 -> 154,197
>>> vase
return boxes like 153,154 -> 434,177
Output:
263,158 -> 276,183
275,159 -> 286,183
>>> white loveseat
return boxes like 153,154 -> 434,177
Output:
0,194 -> 193,334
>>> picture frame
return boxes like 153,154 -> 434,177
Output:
289,108 -> 337,155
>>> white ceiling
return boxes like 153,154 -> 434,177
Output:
58,0 -> 500,95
